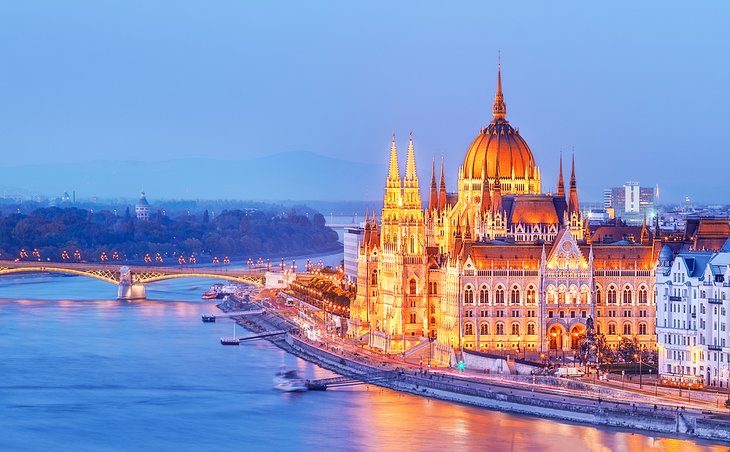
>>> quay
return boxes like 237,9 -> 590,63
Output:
219,296 -> 730,444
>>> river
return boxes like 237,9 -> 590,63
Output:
0,271 -> 725,451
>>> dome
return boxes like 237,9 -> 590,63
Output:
136,192 -> 150,207
461,65 -> 538,187
659,245 -> 673,262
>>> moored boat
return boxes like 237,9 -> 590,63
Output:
273,369 -> 308,392
202,315 -> 216,323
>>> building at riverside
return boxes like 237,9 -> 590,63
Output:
349,66 -> 667,364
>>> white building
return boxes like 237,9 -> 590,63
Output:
135,192 -> 151,221
656,240 -> 730,388
343,226 -> 364,283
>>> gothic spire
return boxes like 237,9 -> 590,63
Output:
568,153 -> 579,214
387,133 -> 401,187
405,132 -> 417,182
438,157 -> 447,211
481,158 -> 491,214
557,151 -> 565,198
492,53 -> 506,120
492,158 -> 502,211
429,158 -> 438,211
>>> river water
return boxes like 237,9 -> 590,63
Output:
0,264 -> 726,451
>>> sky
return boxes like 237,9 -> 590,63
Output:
0,1 -> 729,204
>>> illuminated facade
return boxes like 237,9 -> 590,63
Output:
350,66 -> 659,364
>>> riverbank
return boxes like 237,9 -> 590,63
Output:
220,299 -> 730,444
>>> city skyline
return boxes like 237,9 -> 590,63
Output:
1,2 -> 730,203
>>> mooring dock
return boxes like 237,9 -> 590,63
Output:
306,370 -> 400,390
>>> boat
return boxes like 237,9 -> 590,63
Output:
273,369 -> 308,392
220,321 -> 240,345
201,315 -> 216,323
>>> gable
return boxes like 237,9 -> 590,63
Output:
546,229 -> 588,269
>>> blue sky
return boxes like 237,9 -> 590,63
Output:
0,1 -> 729,203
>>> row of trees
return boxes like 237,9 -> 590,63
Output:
577,317 -> 658,366
0,206 -> 340,262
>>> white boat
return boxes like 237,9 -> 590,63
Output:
220,321 -> 240,345
273,369 -> 308,392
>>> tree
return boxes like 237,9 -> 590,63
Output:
203,209 -> 209,223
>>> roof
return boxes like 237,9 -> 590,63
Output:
591,226 -> 648,244
505,195 -> 560,225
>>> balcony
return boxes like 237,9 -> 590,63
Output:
708,298 -> 724,305
669,296 -> 682,302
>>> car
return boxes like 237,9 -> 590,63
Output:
554,367 -> 585,378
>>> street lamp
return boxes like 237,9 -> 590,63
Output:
634,351 -> 643,389
551,331 -> 558,362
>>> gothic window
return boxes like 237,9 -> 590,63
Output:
409,235 -> 415,254
639,323 -> 647,335
429,282 -> 438,295
608,323 -> 616,335
511,286 -> 520,304
623,323 -> 632,335
511,323 -> 520,335
596,287 -> 602,305
623,287 -> 632,304
480,323 -> 489,335
607,286 -> 617,304
371,270 -> 378,286
430,316 -> 436,325
410,313 -> 416,324
526,286 -> 536,304
409,278 -> 417,295
479,286 -> 488,304
464,322 -> 474,336
495,286 -> 505,304
638,287 -> 648,304
596,323 -> 602,334
527,323 -> 536,335
464,286 -> 474,304
496,322 -> 505,335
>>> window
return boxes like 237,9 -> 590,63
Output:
511,323 -> 520,335
479,287 -> 488,304
596,287 -> 602,304
409,278 -> 417,295
464,286 -> 474,304
527,323 -> 536,335
409,313 -> 416,324
371,270 -> 377,285
608,323 -> 616,335
496,286 -> 505,304
496,322 -> 505,335
480,323 -> 489,335
623,287 -> 632,304
526,286 -> 536,304
623,323 -> 631,335
511,286 -> 521,304
607,287 -> 617,304
429,282 -> 438,295
596,323 -> 602,334
638,287 -> 648,304
639,323 -> 647,335
430,316 -> 436,325
464,322 -> 474,335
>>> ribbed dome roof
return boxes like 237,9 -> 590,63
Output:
462,65 -> 537,181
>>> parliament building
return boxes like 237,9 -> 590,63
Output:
349,66 -> 661,364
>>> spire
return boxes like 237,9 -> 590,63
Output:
492,52 -> 506,120
584,219 -> 592,244
640,213 -> 650,244
363,209 -> 371,248
492,159 -> 502,211
405,132 -> 417,181
464,217 -> 472,241
568,153 -> 579,214
438,157 -> 447,211
557,151 -> 565,198
369,212 -> 379,248
429,158 -> 438,212
387,134 -> 401,187
481,158 -> 491,214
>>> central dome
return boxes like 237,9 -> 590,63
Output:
461,66 -> 540,194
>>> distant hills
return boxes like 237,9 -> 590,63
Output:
1,152 -> 387,202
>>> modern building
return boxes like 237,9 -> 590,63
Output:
343,226 -> 364,282
655,239 -> 730,388
349,66 -> 660,364
135,192 -> 151,221
606,182 -> 656,219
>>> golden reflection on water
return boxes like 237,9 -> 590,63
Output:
347,386 -> 727,452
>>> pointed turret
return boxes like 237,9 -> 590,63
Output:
492,159 -> 503,212
568,153 -> 579,214
584,220 -> 592,244
387,134 -> 401,188
492,56 -> 506,120
429,158 -> 438,212
369,212 -> 379,248
481,158 -> 491,214
438,157 -> 447,211
640,214 -> 650,244
402,132 -> 422,209
404,132 -> 417,183
363,208 -> 371,247
557,152 -> 565,198
464,217 -> 472,241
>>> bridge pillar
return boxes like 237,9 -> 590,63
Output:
117,266 -> 146,301
117,283 -> 146,301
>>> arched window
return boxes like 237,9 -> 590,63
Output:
464,322 -> 474,336
409,278 -> 417,295
409,235 -> 415,254
623,287 -> 632,304
596,287 -> 602,305
370,270 -> 378,286
511,286 -> 520,304
638,287 -> 648,304
608,323 -> 616,335
480,323 -> 489,335
429,282 -> 438,295
496,322 -> 505,335
639,323 -> 647,335
596,323 -> 602,335
527,323 -> 536,335
464,286 -> 474,304
495,286 -> 505,304
479,286 -> 488,304
511,323 -> 520,335
409,313 -> 416,324
623,323 -> 632,335
526,286 -> 536,304
607,286 -> 617,304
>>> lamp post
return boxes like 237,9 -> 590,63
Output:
551,331 -> 558,362
634,352 -> 643,389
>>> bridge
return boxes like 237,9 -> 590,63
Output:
0,260 -> 267,301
